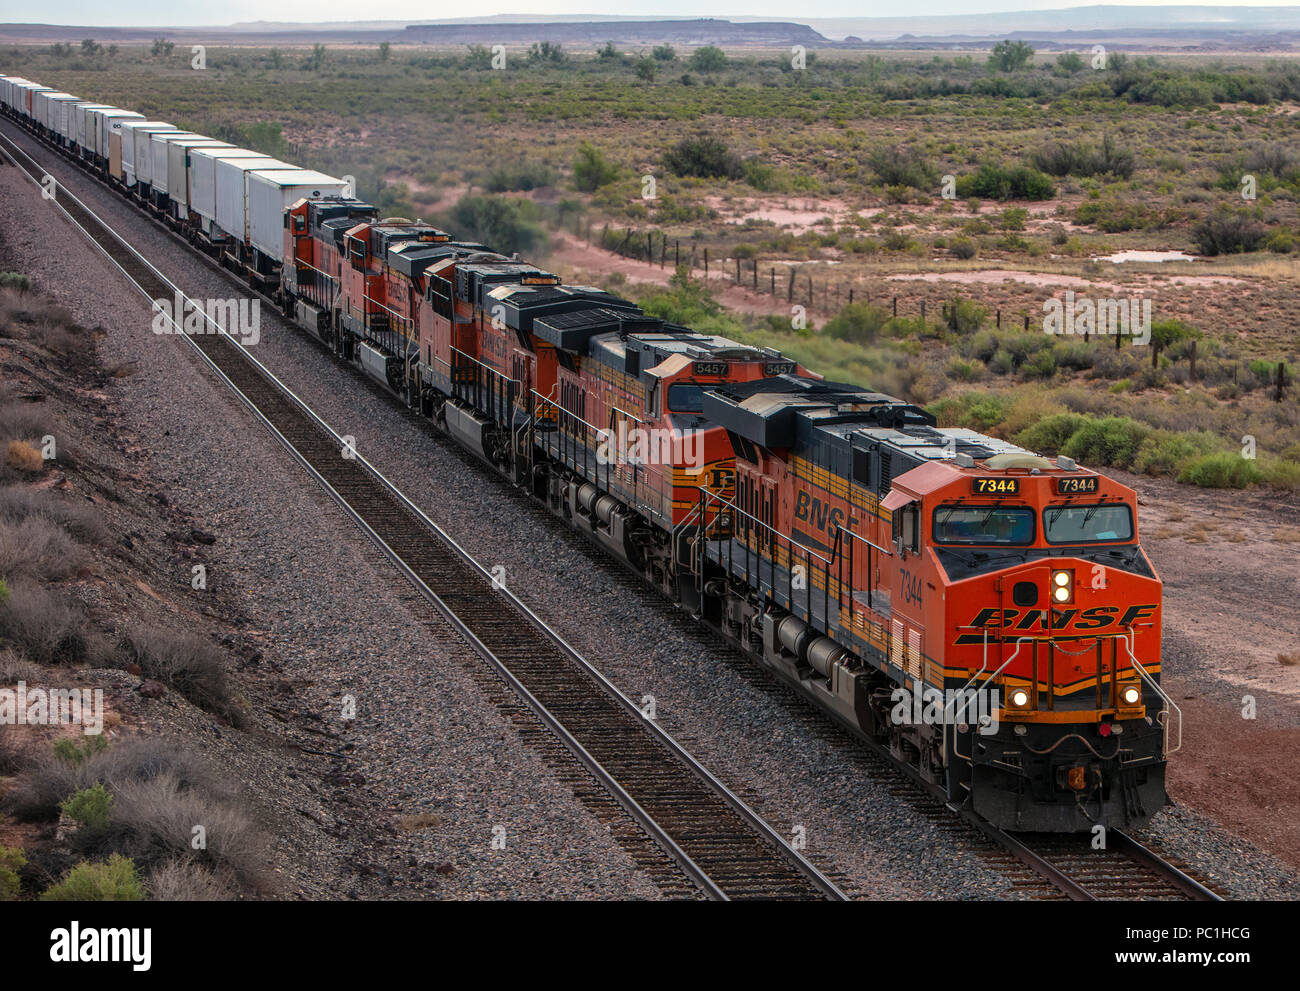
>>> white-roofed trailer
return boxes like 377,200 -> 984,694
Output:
189,148 -> 276,244
214,159 -> 295,259
166,138 -> 231,222
245,169 -> 349,283
117,121 -> 174,191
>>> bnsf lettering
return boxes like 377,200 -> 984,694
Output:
794,490 -> 845,536
959,603 -> 1156,643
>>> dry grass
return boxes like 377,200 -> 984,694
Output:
0,517 -> 86,582
1274,527 -> 1300,544
118,628 -> 239,724
4,441 -> 44,474
397,812 -> 442,832
0,581 -> 89,665
147,857 -> 231,901
0,486 -> 105,543
1279,653 -> 1300,667
5,738 -> 265,896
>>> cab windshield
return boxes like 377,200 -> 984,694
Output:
1043,504 -> 1134,544
933,505 -> 1034,545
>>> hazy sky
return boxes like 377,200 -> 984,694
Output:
4,1 -> 1297,29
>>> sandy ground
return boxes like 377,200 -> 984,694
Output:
1115,468 -> 1300,868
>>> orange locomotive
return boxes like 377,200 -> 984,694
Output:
281,198 -> 1171,833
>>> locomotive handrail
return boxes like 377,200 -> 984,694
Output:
1121,631 -> 1181,756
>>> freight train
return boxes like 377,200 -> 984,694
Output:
0,73 -> 1175,833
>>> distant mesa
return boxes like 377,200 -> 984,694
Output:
401,18 -> 829,47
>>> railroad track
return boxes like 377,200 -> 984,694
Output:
0,121 -> 846,902
1,119 -> 1227,903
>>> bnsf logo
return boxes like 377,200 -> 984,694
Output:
953,604 -> 1157,644
794,489 -> 844,536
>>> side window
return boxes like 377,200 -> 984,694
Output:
892,504 -> 920,554
852,449 -> 871,488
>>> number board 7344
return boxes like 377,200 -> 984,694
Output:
971,477 -> 1019,495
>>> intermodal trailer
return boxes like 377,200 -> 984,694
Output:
118,121 -> 173,190
147,130 -> 204,209
166,137 -> 232,220
135,127 -> 188,198
33,91 -> 73,134
97,110 -> 143,172
73,104 -> 112,158
214,159 -> 295,250
46,95 -> 84,146
245,169 -> 349,272
189,148 -> 276,241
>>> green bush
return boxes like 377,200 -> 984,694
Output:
41,855 -> 144,901
52,734 -> 108,766
956,163 -> 1055,201
0,272 -> 32,292
1015,413 -> 1088,453
1261,459 -> 1300,489
941,298 -> 987,333
1178,451 -> 1263,488
445,195 -> 546,257
1059,417 -> 1150,469
663,134 -> 742,180
61,783 -> 114,834
1193,206 -> 1266,255
0,845 -> 24,900
688,46 -> 727,72
1133,430 -> 1223,476
823,303 -> 889,344
572,143 -> 619,192
950,237 -> 977,259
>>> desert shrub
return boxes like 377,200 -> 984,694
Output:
955,163 -> 1054,201
662,134 -> 742,180
110,770 -> 264,889
41,855 -> 144,901
1193,206 -> 1266,255
61,783 -> 114,835
571,143 -> 618,192
941,298 -> 987,333
1059,416 -> 1150,469
0,517 -> 85,582
867,145 -> 937,189
5,441 -> 43,474
482,160 -> 554,192
119,628 -> 236,722
148,857 -> 230,901
1031,136 -> 1135,179
52,735 -> 108,767
1132,430 -> 1223,476
0,581 -> 88,665
444,195 -> 546,257
1015,413 -> 1088,453
687,45 -> 727,72
0,273 -> 31,292
945,358 -> 985,382
0,486 -> 105,542
946,235 -> 977,258
1261,459 -> 1300,489
823,303 -> 889,344
0,845 -> 25,900
1178,451 -> 1263,488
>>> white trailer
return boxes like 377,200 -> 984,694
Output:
215,159 -> 295,248
189,148 -> 275,236
166,138 -> 231,220
246,169 -> 349,266
118,121 -> 173,188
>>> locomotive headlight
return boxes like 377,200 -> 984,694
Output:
1121,685 -> 1142,706
1051,569 -> 1073,604
1008,687 -> 1031,709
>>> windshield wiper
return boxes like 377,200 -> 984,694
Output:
1083,503 -> 1101,524
980,501 -> 1004,528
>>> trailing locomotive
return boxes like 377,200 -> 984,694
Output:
0,74 -> 1173,833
